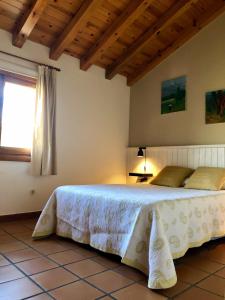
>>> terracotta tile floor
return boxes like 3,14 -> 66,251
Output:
0,218 -> 225,300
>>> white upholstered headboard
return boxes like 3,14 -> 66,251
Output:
127,145 -> 225,183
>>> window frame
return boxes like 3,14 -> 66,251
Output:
0,69 -> 36,162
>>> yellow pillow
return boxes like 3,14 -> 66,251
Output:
151,166 -> 194,188
184,167 -> 225,191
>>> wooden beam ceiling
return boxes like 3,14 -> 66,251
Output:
12,0 -> 47,48
49,0 -> 101,61
1,0 -> 224,86
105,0 -> 195,80
127,1 -> 225,86
80,0 -> 154,71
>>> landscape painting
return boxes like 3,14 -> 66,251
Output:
206,89 -> 225,124
161,75 -> 186,114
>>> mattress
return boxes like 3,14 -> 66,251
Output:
32,184 -> 225,289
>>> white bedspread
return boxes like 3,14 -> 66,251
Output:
32,184 -> 225,289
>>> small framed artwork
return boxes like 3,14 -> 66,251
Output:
161,75 -> 186,114
206,89 -> 225,124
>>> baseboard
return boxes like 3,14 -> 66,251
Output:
0,211 -> 41,222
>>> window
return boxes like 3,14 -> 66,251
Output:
0,70 -> 36,162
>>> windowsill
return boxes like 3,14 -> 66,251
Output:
0,146 -> 31,162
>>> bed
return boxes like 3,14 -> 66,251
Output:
32,183 -> 225,289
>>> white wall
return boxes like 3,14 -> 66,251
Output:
129,13 -> 225,147
0,29 -> 130,215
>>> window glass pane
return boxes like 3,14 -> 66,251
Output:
1,82 -> 36,149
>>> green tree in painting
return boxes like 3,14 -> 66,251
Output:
206,89 -> 225,124
161,76 -> 186,114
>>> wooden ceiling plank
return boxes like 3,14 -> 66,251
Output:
80,0 -> 154,71
127,1 -> 225,86
49,0 -> 101,60
105,0 -> 196,80
12,0 -> 48,48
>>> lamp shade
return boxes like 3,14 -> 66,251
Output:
137,147 -> 144,157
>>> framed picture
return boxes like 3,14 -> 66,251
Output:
206,89 -> 225,124
161,75 -> 186,114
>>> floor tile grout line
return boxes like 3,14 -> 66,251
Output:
0,252 -> 56,300
2,248 -> 119,270
16,265 -> 66,277
57,260 -> 147,298
21,291 -> 56,300
84,277 -> 135,298
172,279 -> 217,299
182,258 -> 225,274
160,245 -> 225,299
2,221 -> 224,300
170,283 -> 196,300
2,246 -> 44,264
53,258 -> 147,298
0,227 -> 149,299
1,228 -> 80,255
1,230 -> 116,298
168,243 -> 225,299
1,252 -> 224,300
173,284 -> 224,300
24,239 -> 100,258
198,254 -> 225,267
0,273 -> 25,285
189,274 -> 225,298
4,255 -> 42,265
29,240 -> 142,285
0,229 -> 60,300
0,260 -> 59,300
96,294 -> 116,300
44,258 -> 137,297
171,260 -> 225,299
0,230 -> 201,299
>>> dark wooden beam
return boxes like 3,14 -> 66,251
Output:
105,0 -> 195,80
13,0 -> 47,48
127,1 -> 225,86
50,0 -> 101,60
80,0 -> 154,71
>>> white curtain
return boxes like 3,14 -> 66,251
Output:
31,66 -> 57,176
